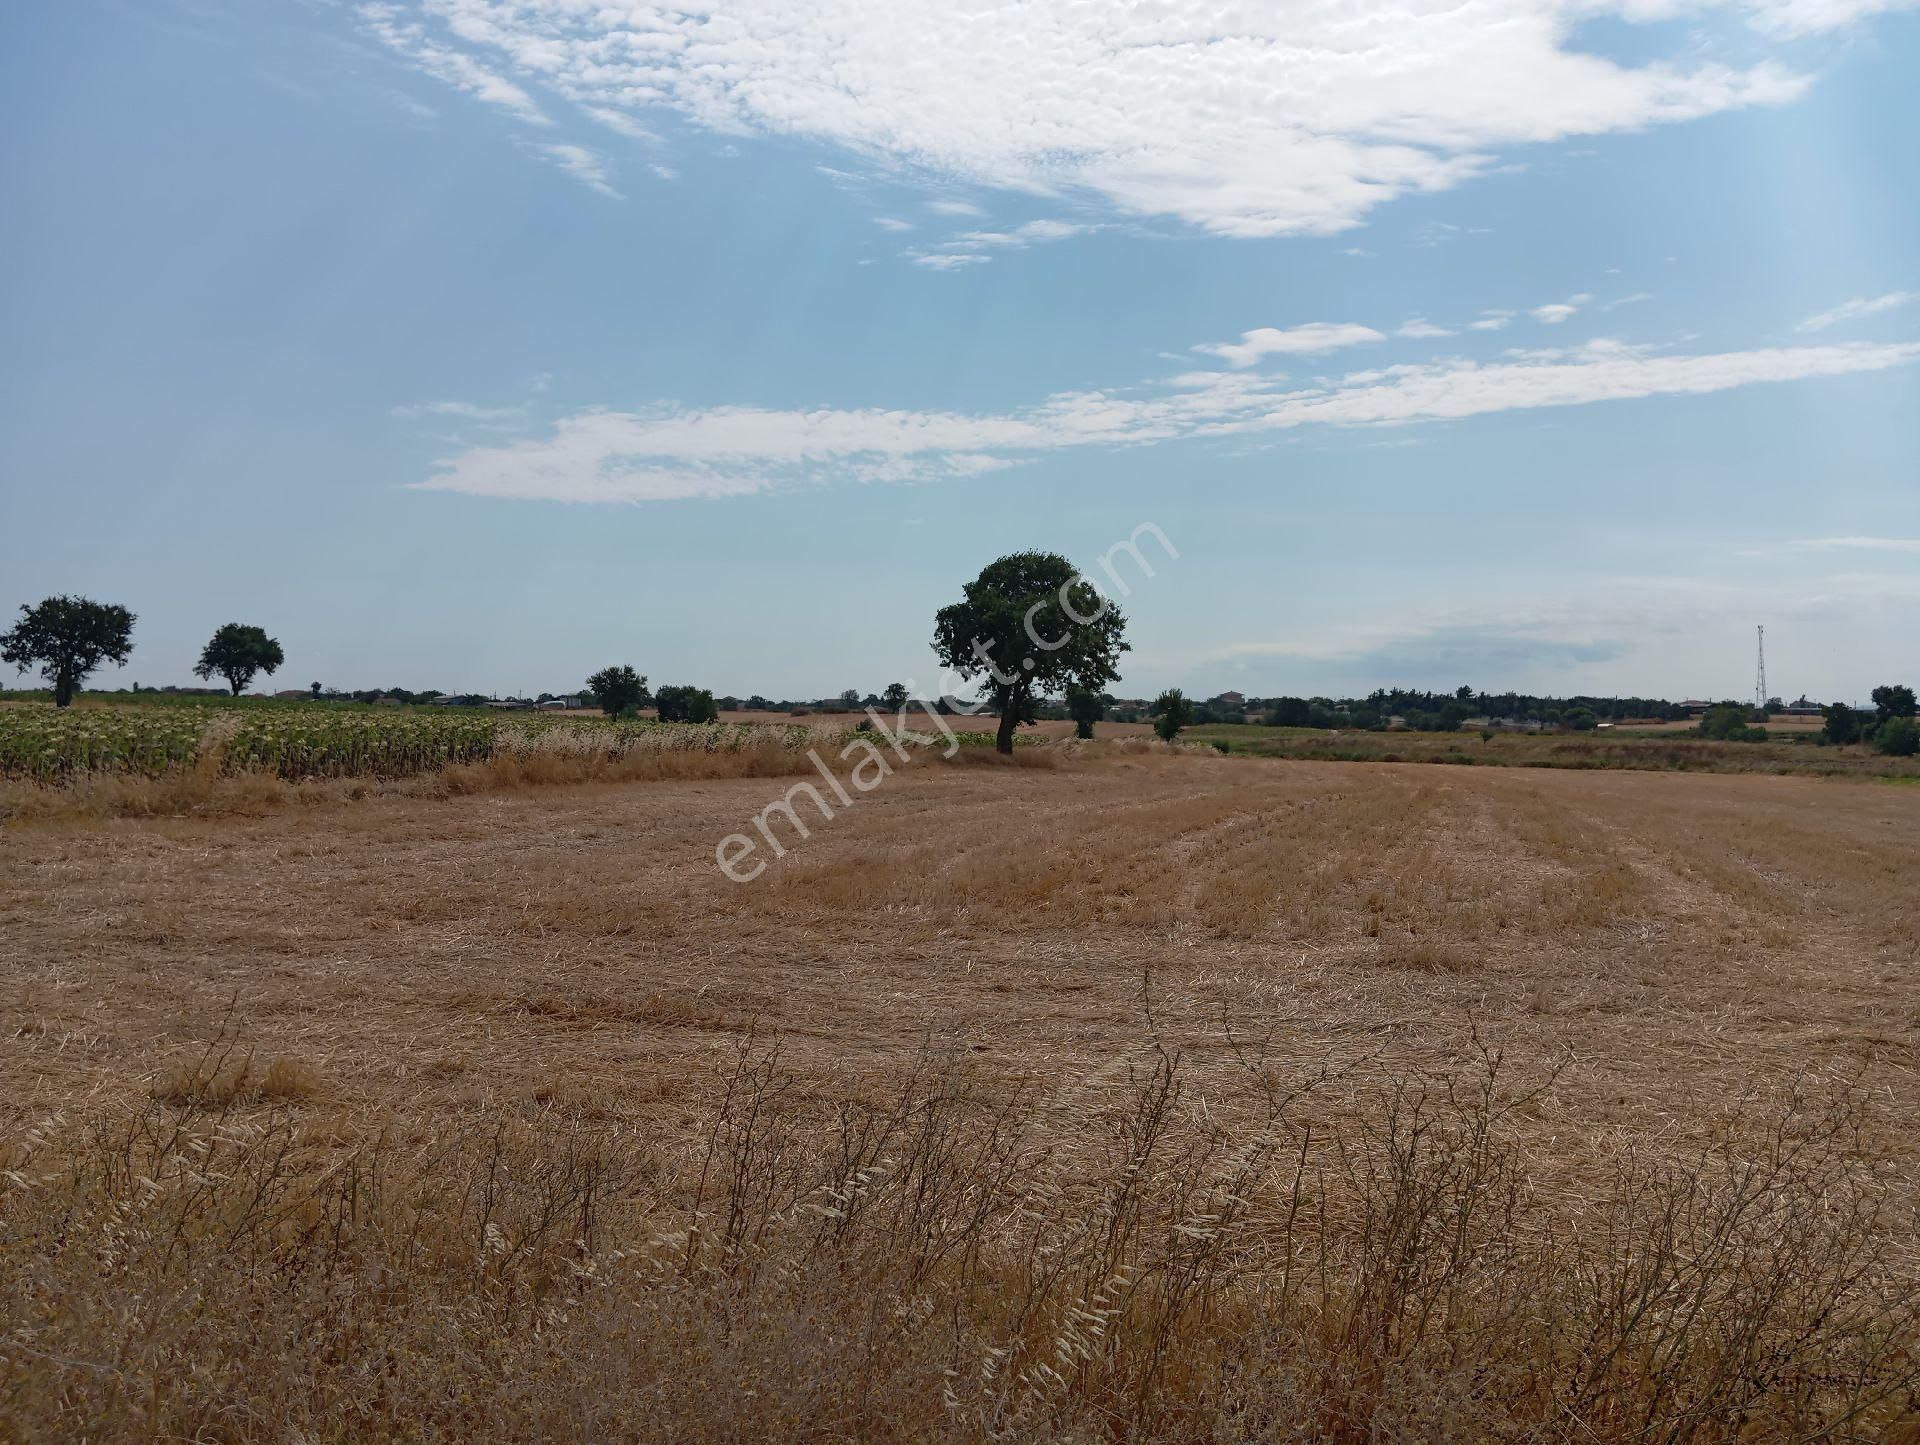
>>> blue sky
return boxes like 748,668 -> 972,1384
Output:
2,0 -> 1916,703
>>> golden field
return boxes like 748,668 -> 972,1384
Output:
3,750 -> 1919,1439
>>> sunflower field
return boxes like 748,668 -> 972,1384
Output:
0,701 -> 866,784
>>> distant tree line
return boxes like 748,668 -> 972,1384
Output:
6,590 -> 1914,755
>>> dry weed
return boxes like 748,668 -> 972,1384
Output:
2,1039 -> 1915,1440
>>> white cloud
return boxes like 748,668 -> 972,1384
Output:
908,218 -> 1090,267
391,92 -> 440,121
530,143 -> 619,196
1780,536 -> 1920,554
927,199 -> 985,217
1745,0 -> 1920,36
359,3 -> 550,127
1468,311 -> 1515,332
411,339 -> 1920,502
1004,218 -> 1082,243
1195,323 -> 1387,367
1395,317 -> 1457,339
1531,293 -> 1593,324
582,106 -> 655,140
874,217 -> 915,232
911,253 -> 991,270
356,0 -> 1846,238
391,400 -> 524,421
1796,290 -> 1919,332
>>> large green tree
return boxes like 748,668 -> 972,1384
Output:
933,552 -> 1128,754
585,666 -> 648,717
194,623 -> 284,696
1,595 -> 136,706
654,684 -> 718,723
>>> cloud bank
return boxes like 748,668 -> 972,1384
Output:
353,0 -> 1912,235
410,339 -> 1920,503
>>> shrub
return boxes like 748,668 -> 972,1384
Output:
1876,717 -> 1918,757
655,684 -> 719,724
1699,704 -> 1765,743
1823,702 -> 1860,746
1152,688 -> 1192,742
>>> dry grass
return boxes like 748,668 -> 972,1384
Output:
1196,724 -> 1920,780
3,754 -> 1919,1438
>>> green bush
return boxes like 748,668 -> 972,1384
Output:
1153,688 -> 1192,742
1876,717 -> 1918,757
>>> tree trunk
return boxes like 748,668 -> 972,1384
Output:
995,708 -> 1018,755
54,670 -> 74,708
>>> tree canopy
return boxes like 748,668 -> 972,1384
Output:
1822,702 -> 1860,746
932,551 -> 1128,753
585,666 -> 648,717
654,684 -> 718,724
1,595 -> 136,706
194,623 -> 284,696
1872,684 -> 1916,722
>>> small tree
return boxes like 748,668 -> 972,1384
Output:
1822,702 -> 1860,746
1,595 -> 136,706
309,680 -> 322,700
1871,684 -> 1916,724
933,551 -> 1128,754
1066,686 -> 1105,740
1562,706 -> 1597,732
654,684 -> 718,724
194,623 -> 284,696
1876,717 -> 1918,758
881,682 -> 909,711
585,665 -> 648,717
1153,688 -> 1192,742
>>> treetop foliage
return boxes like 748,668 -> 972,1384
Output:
932,551 -> 1128,752
1,595 -> 136,707
654,683 -> 718,724
194,623 -> 285,696
1152,688 -> 1192,742
585,666 -> 648,718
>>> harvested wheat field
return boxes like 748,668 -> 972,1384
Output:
4,751 -> 1920,1440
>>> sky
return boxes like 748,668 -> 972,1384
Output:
2,0 -> 1916,705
